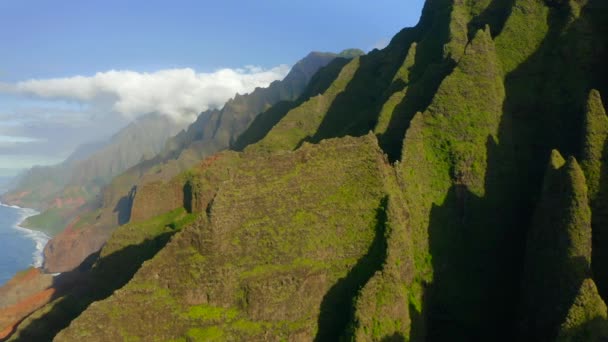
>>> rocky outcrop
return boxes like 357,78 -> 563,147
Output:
43,225 -> 109,273
129,180 -> 184,223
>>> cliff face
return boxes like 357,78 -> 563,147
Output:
56,134 -> 398,341
37,50 -> 361,274
8,0 -> 608,340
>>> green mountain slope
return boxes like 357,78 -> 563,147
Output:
159,51 -> 362,162
8,0 -> 608,340
36,50 -> 361,273
53,135 -> 397,341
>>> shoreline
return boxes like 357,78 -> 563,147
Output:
0,202 -> 51,269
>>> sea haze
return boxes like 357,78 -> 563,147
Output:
0,177 -> 50,286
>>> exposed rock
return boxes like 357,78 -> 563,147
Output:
43,225 -> 109,273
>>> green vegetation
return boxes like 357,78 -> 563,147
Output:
100,208 -> 195,259
558,279 -> 608,341
232,57 -> 353,151
580,90 -> 608,301
22,208 -> 67,236
249,57 -> 362,152
8,209 -> 198,341
8,0 -> 608,341
521,151 -> 594,340
21,51 -> 355,275
400,25 -> 511,339
55,135 -> 399,341
581,90 -> 608,199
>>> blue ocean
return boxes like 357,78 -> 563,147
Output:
0,177 -> 50,286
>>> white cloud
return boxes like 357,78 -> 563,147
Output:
7,65 -> 291,123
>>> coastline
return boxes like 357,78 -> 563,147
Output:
0,202 -> 50,269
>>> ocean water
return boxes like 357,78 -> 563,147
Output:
0,178 -> 50,286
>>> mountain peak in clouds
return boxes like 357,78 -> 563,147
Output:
162,49 -> 363,163
1,49 -> 359,237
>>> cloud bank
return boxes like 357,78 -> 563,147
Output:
0,64 -> 290,175
9,65 -> 290,123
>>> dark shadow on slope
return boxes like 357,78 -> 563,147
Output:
378,0 -> 459,162
425,133 -> 525,341
422,2 -> 607,340
232,58 -> 351,151
409,283 -> 429,342
495,0 -> 607,320
298,58 -> 356,104
585,0 -> 608,303
557,316 -> 608,341
428,5 -> 592,338
183,181 -> 194,214
379,62 -> 454,162
10,231 -> 176,341
522,255 -> 590,341
314,197 -> 389,341
232,101 -> 297,151
426,185 -> 487,341
309,30 -> 418,146
468,0 -> 515,39
593,107 -> 608,301
113,186 -> 136,225
410,1 -> 600,339
501,2 -> 599,174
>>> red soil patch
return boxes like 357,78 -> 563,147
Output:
11,268 -> 39,284
0,288 -> 55,340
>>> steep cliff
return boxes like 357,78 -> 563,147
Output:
7,0 -> 608,340
37,50 -> 362,274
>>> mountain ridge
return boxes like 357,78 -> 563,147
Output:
36,49 -> 363,273
3,0 -> 608,340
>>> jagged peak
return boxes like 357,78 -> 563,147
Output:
580,90 -> 608,199
522,150 -> 593,340
558,278 -> 608,341
551,149 -> 568,170
463,24 -> 496,60
565,156 -> 589,200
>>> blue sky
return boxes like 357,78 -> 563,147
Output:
0,0 -> 425,176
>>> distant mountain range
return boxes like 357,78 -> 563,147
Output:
4,0 -> 606,339
1,48 -> 363,253
1,114 -> 185,234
